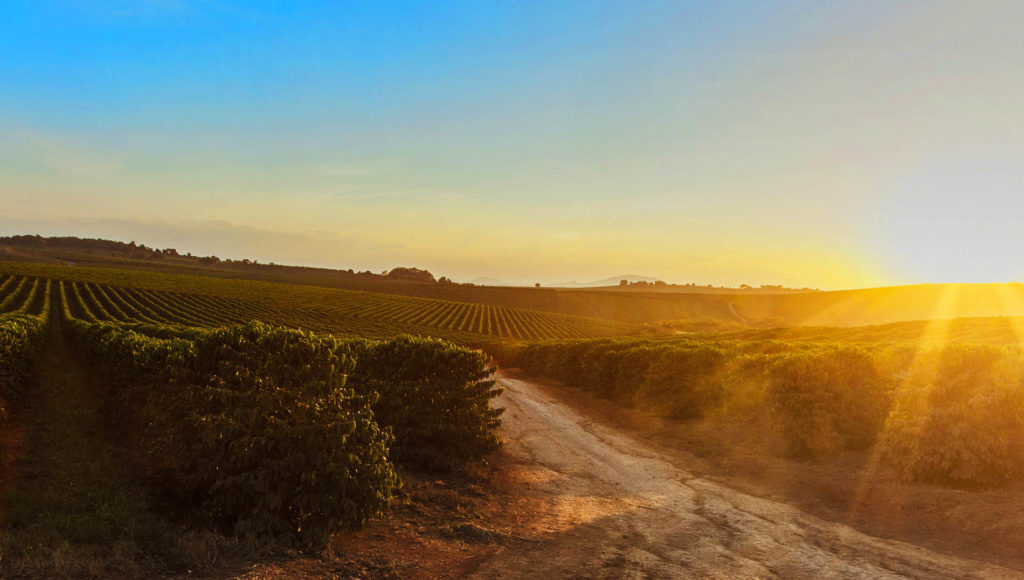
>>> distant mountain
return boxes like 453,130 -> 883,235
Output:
466,274 -> 662,288
467,276 -> 519,286
552,275 -> 662,288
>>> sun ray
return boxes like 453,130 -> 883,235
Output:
824,283 -> 961,573
994,284 -> 1024,346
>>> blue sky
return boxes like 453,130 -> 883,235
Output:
3,1 -> 1024,287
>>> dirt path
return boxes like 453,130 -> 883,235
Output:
728,301 -> 749,324
472,375 -> 1023,579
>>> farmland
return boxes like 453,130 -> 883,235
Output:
12,241 -> 1024,329
0,264 -> 637,342
5,257 -> 1024,575
0,262 -> 513,575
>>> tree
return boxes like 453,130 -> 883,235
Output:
386,267 -> 436,283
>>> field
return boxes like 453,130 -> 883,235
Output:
12,243 -> 1024,329
0,258 -> 531,576
0,263 -> 637,342
5,257 -> 1024,575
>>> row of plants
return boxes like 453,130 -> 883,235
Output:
0,279 -> 51,465
29,265 -> 632,342
498,336 -> 1024,487
57,282 -> 503,546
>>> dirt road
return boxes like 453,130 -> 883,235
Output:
472,375 -> 1023,579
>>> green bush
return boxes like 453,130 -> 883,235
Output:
640,345 -> 728,418
767,347 -> 890,457
345,335 -> 503,471
503,334 -> 1024,486
510,339 -> 731,418
66,321 -> 397,547
884,344 -> 1024,486
0,312 -> 48,452
0,314 -> 48,406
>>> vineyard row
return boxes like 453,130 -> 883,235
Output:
0,273 -> 632,341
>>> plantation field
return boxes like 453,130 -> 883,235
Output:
0,259 -> 511,572
0,264 -> 637,342
644,315 -> 1024,347
493,327 -> 1024,487
12,244 -> 1024,329
0,246 -> 748,324
730,282 -> 1024,327
5,258 -> 1024,574
8,263 -> 1024,350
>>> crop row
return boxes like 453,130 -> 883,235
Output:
56,277 -> 503,545
0,274 -> 51,317
331,294 -> 630,340
495,335 -> 1024,487
40,273 -> 631,341
0,277 -> 51,463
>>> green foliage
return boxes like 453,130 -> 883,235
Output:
61,268 -> 507,540
0,314 -> 48,411
64,320 -> 398,547
0,276 -> 51,414
0,277 -> 51,469
503,334 -> 1024,487
884,344 -> 1024,486
767,347 -> 891,457
345,335 -> 503,471
510,338 -> 731,418
2,265 -> 635,342
641,345 -> 729,418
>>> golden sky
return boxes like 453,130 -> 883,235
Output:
3,2 -> 1023,288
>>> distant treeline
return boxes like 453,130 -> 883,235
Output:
617,279 -> 819,293
0,235 -> 448,283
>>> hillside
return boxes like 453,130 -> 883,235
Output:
730,283 -> 1024,327
0,262 -> 637,343
0,238 -> 782,323
9,237 -> 1024,329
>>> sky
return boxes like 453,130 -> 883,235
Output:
2,1 -> 1024,288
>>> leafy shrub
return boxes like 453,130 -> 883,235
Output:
66,321 -> 397,547
637,345 -> 727,418
0,312 -> 48,452
345,335 -> 503,471
0,314 -> 48,406
883,344 -> 1024,486
502,334 -> 1024,486
767,347 -> 890,457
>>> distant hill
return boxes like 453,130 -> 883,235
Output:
730,283 -> 1024,327
552,275 -> 661,288
466,275 -> 662,288
467,276 -> 521,286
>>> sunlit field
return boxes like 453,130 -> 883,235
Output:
6,238 -> 1024,575
5,1 -> 1024,578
